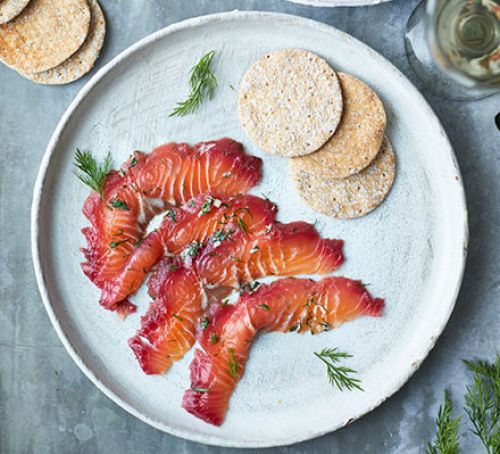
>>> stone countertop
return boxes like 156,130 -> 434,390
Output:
0,0 -> 498,452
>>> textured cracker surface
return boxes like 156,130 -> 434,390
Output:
290,72 -> 386,179
24,0 -> 105,85
0,0 -> 30,24
0,0 -> 90,73
238,48 -> 343,157
291,137 -> 396,219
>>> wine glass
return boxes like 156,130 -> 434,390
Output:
405,0 -> 500,100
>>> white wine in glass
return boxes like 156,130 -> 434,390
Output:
405,0 -> 500,100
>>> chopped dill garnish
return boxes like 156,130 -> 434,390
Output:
110,239 -> 129,249
258,304 -> 269,311
210,333 -> 219,344
200,317 -> 210,330
240,281 -> 260,294
109,198 -> 130,211
227,348 -> 239,378
165,209 -> 176,222
182,241 -> 201,258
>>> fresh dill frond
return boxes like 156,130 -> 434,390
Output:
240,281 -> 260,295
73,149 -> 112,200
463,355 -> 500,454
170,50 -> 218,117
210,333 -> 219,345
199,196 -> 215,215
313,348 -> 363,392
464,357 -> 499,380
426,390 -> 461,454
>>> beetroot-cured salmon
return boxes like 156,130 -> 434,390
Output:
159,194 -> 277,254
81,139 -> 262,313
195,222 -> 344,288
99,195 -> 278,308
81,154 -> 151,315
183,278 -> 384,425
128,258 -> 203,374
136,138 -> 262,203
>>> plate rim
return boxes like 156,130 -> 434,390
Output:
285,0 -> 392,7
30,10 -> 468,448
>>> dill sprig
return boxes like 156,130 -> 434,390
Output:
426,390 -> 461,454
313,348 -> 363,392
73,149 -> 112,200
463,355 -> 500,454
170,50 -> 218,117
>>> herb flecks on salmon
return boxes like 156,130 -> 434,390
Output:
183,277 -> 384,426
80,138 -> 262,313
99,194 -> 277,308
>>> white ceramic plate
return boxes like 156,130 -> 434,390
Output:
286,0 -> 393,7
31,11 -> 467,448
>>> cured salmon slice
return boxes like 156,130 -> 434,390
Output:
159,194 -> 278,255
81,138 -> 262,313
137,138 -> 262,204
128,259 -> 203,375
183,277 -> 384,425
195,222 -> 344,288
99,195 -> 277,308
81,154 -> 150,316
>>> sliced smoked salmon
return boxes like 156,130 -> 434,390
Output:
128,258 -> 203,374
81,138 -> 262,313
99,195 -> 278,308
195,221 -> 344,288
183,277 -> 384,425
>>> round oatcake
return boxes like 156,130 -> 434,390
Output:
290,136 -> 396,219
238,48 -> 343,157
23,0 -> 106,85
0,0 -> 31,24
290,72 -> 386,179
0,0 -> 90,74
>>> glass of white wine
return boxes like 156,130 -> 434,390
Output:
405,0 -> 500,100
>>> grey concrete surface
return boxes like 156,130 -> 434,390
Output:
0,0 -> 498,452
